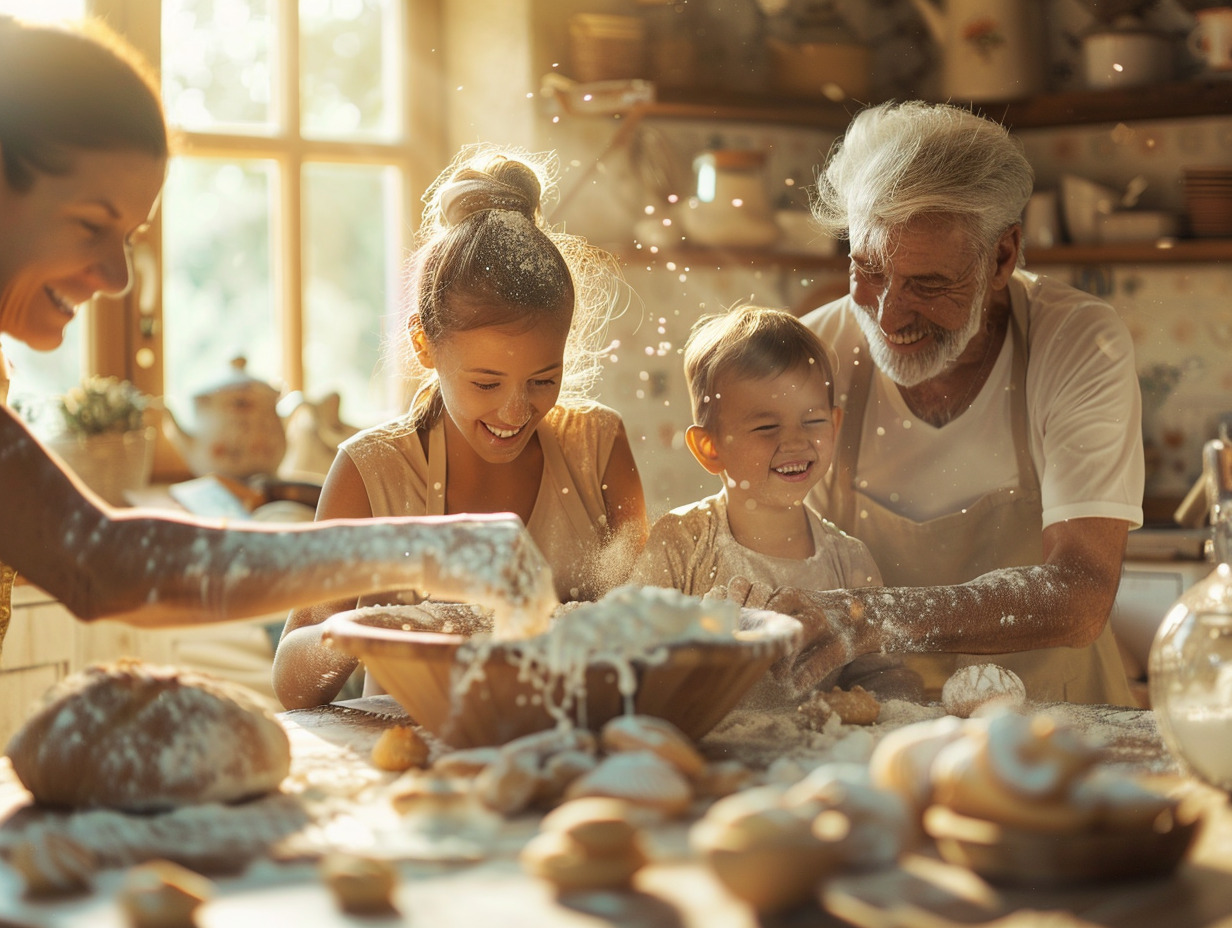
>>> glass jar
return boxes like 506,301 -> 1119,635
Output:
1148,429 -> 1232,792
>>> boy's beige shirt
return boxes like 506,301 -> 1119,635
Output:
629,490 -> 882,595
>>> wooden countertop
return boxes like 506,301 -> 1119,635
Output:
1,697 -> 1230,928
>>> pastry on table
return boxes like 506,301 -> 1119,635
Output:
319,852 -> 399,915
564,750 -> 694,818
690,785 -> 843,914
520,797 -> 647,892
117,859 -> 213,928
798,685 -> 881,728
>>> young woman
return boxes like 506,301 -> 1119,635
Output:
273,147 -> 648,709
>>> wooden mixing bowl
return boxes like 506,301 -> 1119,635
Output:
322,603 -> 802,748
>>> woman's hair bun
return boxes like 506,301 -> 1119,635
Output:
438,156 -> 541,227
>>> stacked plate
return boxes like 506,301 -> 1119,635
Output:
1183,167 -> 1232,237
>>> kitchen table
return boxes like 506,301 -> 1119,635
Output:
1,696 -> 1230,928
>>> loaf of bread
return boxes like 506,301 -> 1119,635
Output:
5,659 -> 291,812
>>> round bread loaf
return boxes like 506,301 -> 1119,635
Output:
5,659 -> 291,812
942,663 -> 1026,718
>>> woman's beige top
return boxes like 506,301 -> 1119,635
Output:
342,402 -> 622,602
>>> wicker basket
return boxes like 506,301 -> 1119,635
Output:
569,13 -> 646,83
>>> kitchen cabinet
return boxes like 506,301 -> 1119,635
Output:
558,79 -> 1232,269
0,582 -> 279,747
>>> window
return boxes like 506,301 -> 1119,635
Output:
5,0 -> 442,428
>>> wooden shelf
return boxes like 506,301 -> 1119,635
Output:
617,238 -> 1232,271
639,79 -> 1232,131
990,78 -> 1232,129
1025,238 -> 1232,265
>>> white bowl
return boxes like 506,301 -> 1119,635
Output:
1096,210 -> 1179,244
1060,174 -> 1120,245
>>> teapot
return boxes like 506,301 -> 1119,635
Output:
907,0 -> 1045,102
162,356 -> 288,480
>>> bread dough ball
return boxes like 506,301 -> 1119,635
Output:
564,750 -> 693,818
118,859 -> 213,928
6,659 -> 290,811
371,725 -> 431,772
942,663 -> 1026,718
522,798 -> 647,892
320,852 -> 399,915
600,715 -> 705,776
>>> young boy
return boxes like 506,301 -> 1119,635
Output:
629,305 -> 916,700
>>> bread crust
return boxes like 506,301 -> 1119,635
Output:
5,659 -> 291,811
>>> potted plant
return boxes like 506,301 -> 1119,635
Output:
44,376 -> 156,506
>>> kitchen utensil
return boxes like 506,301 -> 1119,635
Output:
1082,18 -> 1173,89
322,603 -> 802,748
682,149 -> 780,248
1060,174 -> 1120,244
1096,209 -> 1179,243
765,37 -> 872,101
1022,190 -> 1060,248
568,13 -> 646,83
1188,6 -> 1232,73
907,0 -> 1046,101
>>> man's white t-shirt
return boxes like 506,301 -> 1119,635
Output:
803,269 -> 1144,530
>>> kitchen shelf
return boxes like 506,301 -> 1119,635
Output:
617,238 -> 1232,271
1025,238 -> 1232,265
610,78 -> 1232,133
990,78 -> 1232,129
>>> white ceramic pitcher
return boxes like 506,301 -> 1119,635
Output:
908,0 -> 1045,102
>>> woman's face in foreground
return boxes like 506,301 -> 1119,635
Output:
0,148 -> 165,351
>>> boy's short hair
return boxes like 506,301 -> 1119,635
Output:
683,305 -> 836,430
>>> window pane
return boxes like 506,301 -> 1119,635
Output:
302,163 -> 400,425
162,158 -> 279,411
162,0 -> 276,132
4,325 -> 85,435
299,0 -> 400,140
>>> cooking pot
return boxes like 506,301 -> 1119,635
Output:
1082,19 -> 1173,89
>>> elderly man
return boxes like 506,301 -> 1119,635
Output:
756,101 -> 1142,705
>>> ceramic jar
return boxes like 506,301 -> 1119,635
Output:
682,149 -> 779,249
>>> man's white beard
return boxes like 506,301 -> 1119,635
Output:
853,288 -> 986,388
